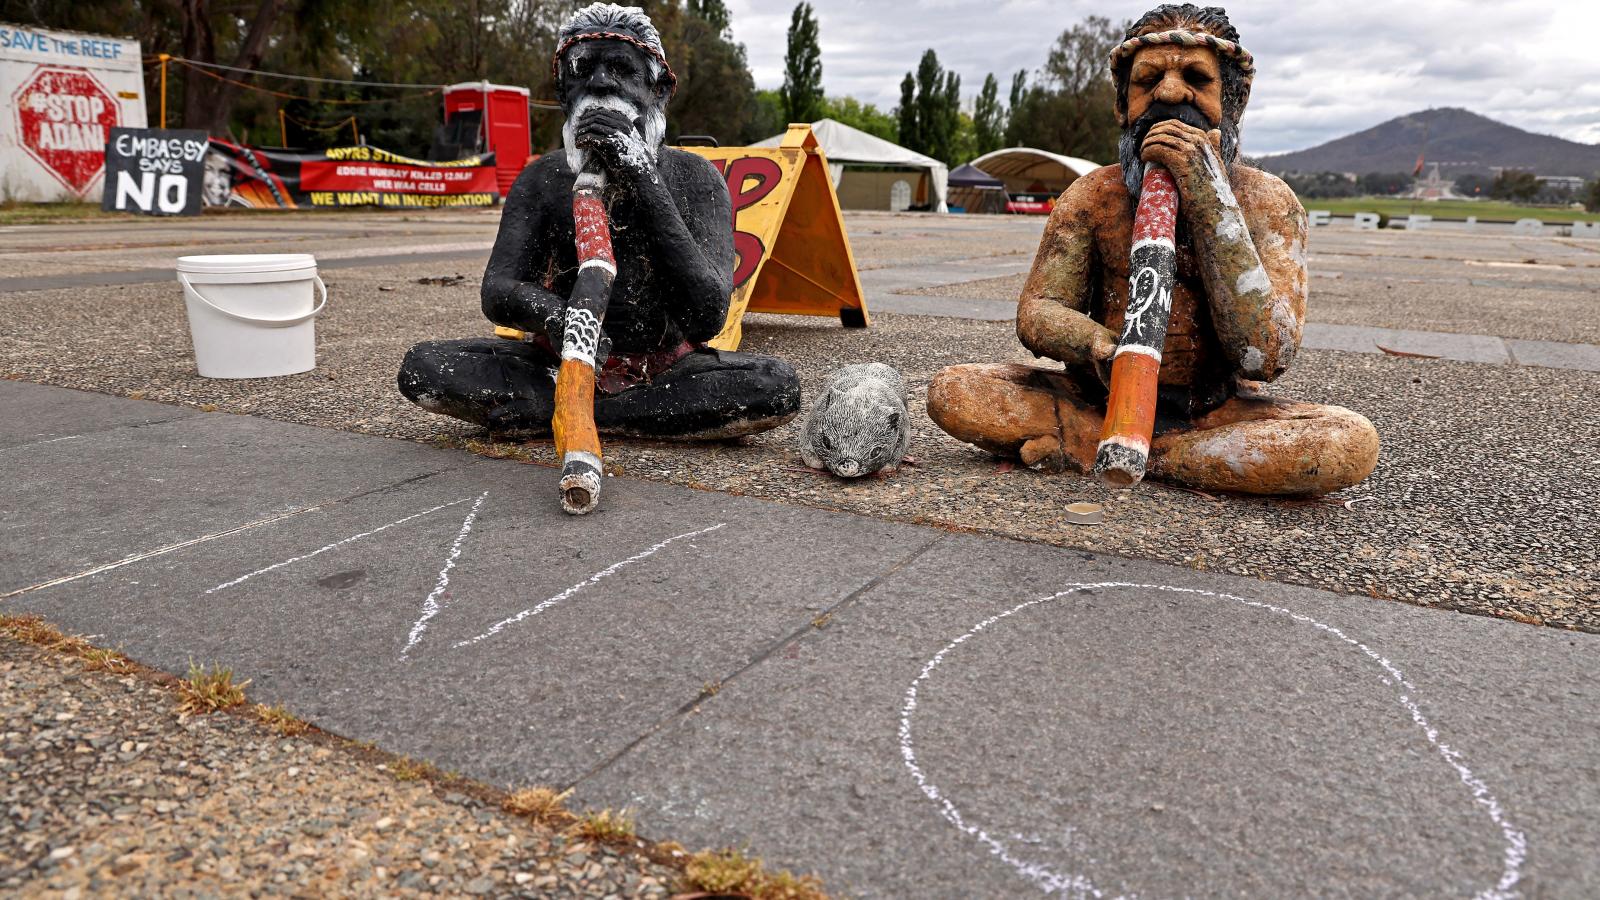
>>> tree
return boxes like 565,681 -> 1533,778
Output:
1453,173 -> 1494,197
1491,170 -> 1540,203
896,73 -> 917,151
973,73 -> 1003,157
749,89 -> 787,142
901,49 -> 961,164
1359,172 -> 1413,196
781,2 -> 824,123
1586,178 -> 1600,214
669,0 -> 761,144
1004,17 -> 1124,164
823,96 -> 897,142
688,0 -> 731,34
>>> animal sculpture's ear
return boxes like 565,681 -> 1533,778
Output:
887,412 -> 901,430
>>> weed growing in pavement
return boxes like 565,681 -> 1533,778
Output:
79,646 -> 131,672
574,808 -> 637,843
1,615 -> 130,672
177,661 -> 249,715
681,848 -> 827,900
388,757 -> 434,781
461,437 -> 540,462
255,703 -> 312,736
0,613 -> 65,647
503,786 -> 573,824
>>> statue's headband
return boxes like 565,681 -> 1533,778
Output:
552,31 -> 678,99
1108,29 -> 1255,88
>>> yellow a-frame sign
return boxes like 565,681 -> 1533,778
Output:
683,124 -> 868,350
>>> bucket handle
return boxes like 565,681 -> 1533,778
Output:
179,272 -> 327,328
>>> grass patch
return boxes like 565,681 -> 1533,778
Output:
681,848 -> 827,900
1295,196 -> 1600,224
0,613 -> 66,647
573,807 -> 636,843
177,661 -> 249,715
387,757 -> 434,781
461,437 -> 542,462
503,786 -> 573,824
254,703 -> 312,736
0,201 -> 137,226
0,615 -> 130,672
79,646 -> 132,673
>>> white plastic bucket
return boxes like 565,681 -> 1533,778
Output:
176,254 -> 327,379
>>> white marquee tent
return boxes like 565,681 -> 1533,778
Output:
755,118 -> 949,213
969,147 -> 1101,197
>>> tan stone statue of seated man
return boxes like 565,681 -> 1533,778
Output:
928,3 -> 1378,496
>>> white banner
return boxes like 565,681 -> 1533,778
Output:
0,23 -> 146,202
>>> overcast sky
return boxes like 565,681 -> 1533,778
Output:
721,0 -> 1598,157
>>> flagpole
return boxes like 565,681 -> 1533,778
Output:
1409,113 -> 1431,222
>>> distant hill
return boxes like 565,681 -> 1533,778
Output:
1259,108 -> 1600,178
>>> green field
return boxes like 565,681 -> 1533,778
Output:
1294,196 -> 1600,224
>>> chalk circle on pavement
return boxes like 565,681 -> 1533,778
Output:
897,582 -> 1527,898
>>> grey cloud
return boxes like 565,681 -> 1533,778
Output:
724,0 -> 1595,155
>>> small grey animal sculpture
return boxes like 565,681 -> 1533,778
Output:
800,363 -> 911,478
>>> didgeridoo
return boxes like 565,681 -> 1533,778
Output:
551,163 -> 614,515
1092,165 -> 1178,487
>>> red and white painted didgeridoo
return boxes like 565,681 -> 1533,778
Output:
1092,165 -> 1178,487
551,165 -> 615,515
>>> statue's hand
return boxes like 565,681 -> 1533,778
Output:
574,108 -> 651,179
1140,120 -> 1224,187
1090,325 -> 1118,387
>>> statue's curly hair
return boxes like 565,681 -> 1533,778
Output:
1112,4 -> 1250,127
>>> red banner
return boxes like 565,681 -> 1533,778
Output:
205,141 -> 499,209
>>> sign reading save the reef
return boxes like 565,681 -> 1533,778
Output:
102,127 -> 207,215
205,141 -> 499,209
0,24 -> 146,202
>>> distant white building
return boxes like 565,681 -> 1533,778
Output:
1537,175 -> 1585,192
1408,164 -> 1460,201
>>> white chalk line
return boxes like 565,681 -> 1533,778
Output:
401,491 -> 489,658
0,434 -> 82,454
0,503 -> 332,601
453,522 -> 727,649
205,496 -> 473,594
898,582 -> 1527,899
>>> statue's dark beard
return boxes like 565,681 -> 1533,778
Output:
1120,101 -> 1238,201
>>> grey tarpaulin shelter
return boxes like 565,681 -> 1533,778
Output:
970,147 -> 1100,197
755,119 -> 949,213
948,162 -> 1007,214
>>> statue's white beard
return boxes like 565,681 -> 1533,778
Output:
562,93 -> 666,174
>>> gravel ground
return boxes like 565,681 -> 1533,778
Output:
899,231 -> 1600,345
2,263 -> 1595,632
0,636 -> 680,898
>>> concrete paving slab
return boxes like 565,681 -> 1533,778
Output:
1301,323 -> 1513,364
580,532 -> 1599,898
4,382 -> 1597,897
1507,338 -> 1600,372
0,379 -> 198,450
0,394 -> 460,595
870,293 -> 1014,320
1,387 -> 937,789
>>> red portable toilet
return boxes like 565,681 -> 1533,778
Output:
440,82 -> 532,199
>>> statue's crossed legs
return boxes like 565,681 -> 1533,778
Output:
928,363 -> 1380,496
400,337 -> 800,440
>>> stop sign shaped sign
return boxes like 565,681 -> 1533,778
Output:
13,66 -> 121,195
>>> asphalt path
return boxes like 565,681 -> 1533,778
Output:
3,380 -> 1597,897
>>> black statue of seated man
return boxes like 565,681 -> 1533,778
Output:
399,3 -> 800,439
